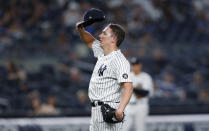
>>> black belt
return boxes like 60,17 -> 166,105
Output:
91,101 -> 104,107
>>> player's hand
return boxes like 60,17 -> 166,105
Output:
76,22 -> 85,31
115,108 -> 124,120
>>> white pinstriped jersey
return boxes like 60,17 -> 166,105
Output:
89,40 -> 132,102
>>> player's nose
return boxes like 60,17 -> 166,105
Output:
99,33 -> 102,39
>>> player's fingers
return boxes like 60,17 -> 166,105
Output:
116,114 -> 123,120
115,110 -> 123,120
76,22 -> 84,31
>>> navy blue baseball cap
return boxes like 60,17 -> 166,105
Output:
130,57 -> 143,65
84,8 -> 105,21
78,8 -> 105,28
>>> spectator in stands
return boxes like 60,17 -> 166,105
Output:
13,82 -> 31,111
74,89 -> 90,112
151,48 -> 169,76
187,71 -> 207,99
196,10 -> 209,35
79,1 -> 92,14
56,30 -> 71,50
26,1 -> 46,28
198,89 -> 209,102
127,4 -> 144,40
74,43 -> 91,59
69,67 -> 82,82
200,55 -> 209,71
193,0 -> 209,11
151,82 -> 162,98
17,82 -> 31,94
0,34 -> 14,52
8,19 -> 25,40
5,61 -> 26,82
38,96 -> 59,115
134,0 -> 162,21
62,2 -> 81,28
5,61 -> 19,81
69,67 -> 86,92
40,25 -> 53,43
112,6 -> 127,26
56,62 -> 71,89
29,95 -> 41,116
190,72 -> 206,89
29,91 -> 59,116
155,72 -> 178,98
56,0 -> 68,9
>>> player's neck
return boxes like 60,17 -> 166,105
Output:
103,46 -> 118,56
134,71 -> 141,75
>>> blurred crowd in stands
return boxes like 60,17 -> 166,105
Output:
0,0 -> 209,117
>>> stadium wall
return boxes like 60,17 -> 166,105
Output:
0,115 -> 209,131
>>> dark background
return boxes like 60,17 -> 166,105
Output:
0,0 -> 209,117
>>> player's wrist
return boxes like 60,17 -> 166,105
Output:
116,107 -> 124,113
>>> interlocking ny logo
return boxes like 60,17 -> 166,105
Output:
98,64 -> 107,76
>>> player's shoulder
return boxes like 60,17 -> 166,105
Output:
93,39 -> 100,44
141,72 -> 152,79
112,50 -> 130,65
92,39 -> 104,58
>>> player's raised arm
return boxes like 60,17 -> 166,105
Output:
76,22 -> 95,48
75,8 -> 105,49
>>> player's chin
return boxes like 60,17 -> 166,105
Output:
100,41 -> 104,46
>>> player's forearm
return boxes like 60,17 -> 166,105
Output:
78,28 -> 95,48
118,82 -> 133,111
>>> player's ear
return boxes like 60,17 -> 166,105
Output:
112,35 -> 117,44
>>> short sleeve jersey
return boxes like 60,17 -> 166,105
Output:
89,40 -> 132,102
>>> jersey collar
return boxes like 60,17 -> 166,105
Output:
101,49 -> 120,60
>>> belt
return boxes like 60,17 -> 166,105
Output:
91,101 -> 104,107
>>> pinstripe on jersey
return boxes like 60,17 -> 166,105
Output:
89,40 -> 132,102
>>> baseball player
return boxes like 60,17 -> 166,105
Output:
123,57 -> 154,131
76,19 -> 133,130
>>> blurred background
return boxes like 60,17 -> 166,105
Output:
0,0 -> 209,130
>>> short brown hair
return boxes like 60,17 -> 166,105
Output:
108,24 -> 125,47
